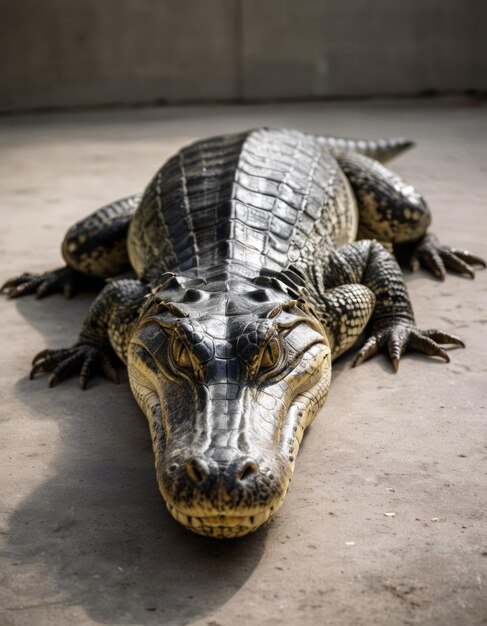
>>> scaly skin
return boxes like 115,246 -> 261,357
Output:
2,128 -> 485,538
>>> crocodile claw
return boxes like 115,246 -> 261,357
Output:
1,266 -> 102,299
30,344 -> 120,390
409,233 -> 486,280
353,319 -> 464,371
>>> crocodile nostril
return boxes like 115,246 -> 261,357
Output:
186,458 -> 209,484
237,460 -> 258,481
167,462 -> 179,475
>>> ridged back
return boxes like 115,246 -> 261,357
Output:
128,128 -> 357,278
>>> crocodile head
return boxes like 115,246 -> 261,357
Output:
127,274 -> 331,538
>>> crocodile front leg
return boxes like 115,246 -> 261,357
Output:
310,283 -> 376,360
30,279 -> 150,388
305,240 -> 464,370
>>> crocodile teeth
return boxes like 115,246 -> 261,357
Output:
166,503 -> 274,537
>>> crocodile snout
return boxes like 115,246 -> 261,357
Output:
159,449 -> 284,537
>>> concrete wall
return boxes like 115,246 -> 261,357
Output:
0,0 -> 486,112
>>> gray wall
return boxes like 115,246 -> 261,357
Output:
1,0 -> 486,112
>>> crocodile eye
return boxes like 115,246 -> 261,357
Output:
260,338 -> 281,369
173,338 -> 192,369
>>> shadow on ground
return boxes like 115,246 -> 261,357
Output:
7,296 -> 265,625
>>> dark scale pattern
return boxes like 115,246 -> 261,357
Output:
128,132 -> 249,276
128,129 -> 357,280
62,194 -> 141,277
4,127 -> 485,538
336,151 -> 431,244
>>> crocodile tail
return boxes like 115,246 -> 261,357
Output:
313,135 -> 415,163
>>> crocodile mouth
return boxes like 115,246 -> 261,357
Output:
165,473 -> 291,538
166,501 -> 283,538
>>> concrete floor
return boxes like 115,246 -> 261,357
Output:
0,100 -> 486,626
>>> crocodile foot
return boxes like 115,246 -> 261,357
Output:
408,233 -> 486,280
353,317 -> 465,371
30,343 -> 120,389
1,266 -> 102,299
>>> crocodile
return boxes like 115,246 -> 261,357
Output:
2,128 -> 485,538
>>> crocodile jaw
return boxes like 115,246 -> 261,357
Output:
165,502 -> 280,538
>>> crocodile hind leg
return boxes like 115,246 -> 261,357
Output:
303,239 -> 464,370
336,151 -> 485,279
30,279 -> 150,388
1,194 -> 141,299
